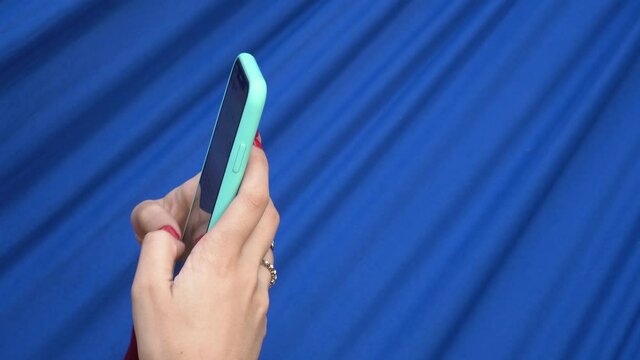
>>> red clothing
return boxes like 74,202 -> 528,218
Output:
124,328 -> 138,360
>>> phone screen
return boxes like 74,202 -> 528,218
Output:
181,60 -> 249,253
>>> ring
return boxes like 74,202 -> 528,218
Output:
261,259 -> 277,288
270,241 -> 274,250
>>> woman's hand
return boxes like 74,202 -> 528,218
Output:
129,139 -> 279,360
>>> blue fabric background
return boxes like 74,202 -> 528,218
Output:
2,1 -> 640,359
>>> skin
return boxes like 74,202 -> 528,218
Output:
129,142 -> 279,359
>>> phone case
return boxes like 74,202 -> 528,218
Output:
207,53 -> 267,229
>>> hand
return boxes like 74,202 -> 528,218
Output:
130,140 -> 279,359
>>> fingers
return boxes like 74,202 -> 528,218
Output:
132,230 -> 185,300
197,145 -> 270,260
130,174 -> 199,242
162,174 -> 200,228
242,199 -> 279,263
131,200 -> 181,243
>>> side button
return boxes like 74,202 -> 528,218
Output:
232,143 -> 247,173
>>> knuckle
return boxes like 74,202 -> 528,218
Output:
260,154 -> 270,174
240,190 -> 269,211
255,292 -> 270,315
131,278 -> 155,301
192,236 -> 239,277
131,200 -> 147,219
268,206 -> 280,228
131,201 -> 165,232
260,316 -> 268,338
252,148 -> 269,168
130,282 -> 142,301
131,279 -> 167,309
137,200 -> 163,219
215,258 -> 237,278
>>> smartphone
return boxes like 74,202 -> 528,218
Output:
180,53 -> 267,259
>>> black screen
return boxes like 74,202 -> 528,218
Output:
181,60 -> 249,252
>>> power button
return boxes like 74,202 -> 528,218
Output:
232,143 -> 247,173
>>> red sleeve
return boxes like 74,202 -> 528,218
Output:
123,328 -> 139,360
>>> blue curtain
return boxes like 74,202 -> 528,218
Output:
2,1 -> 640,359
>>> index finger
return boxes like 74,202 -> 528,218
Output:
131,174 -> 199,241
163,173 -> 199,226
196,143 -> 270,259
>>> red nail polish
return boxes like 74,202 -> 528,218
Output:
253,131 -> 263,149
160,225 -> 180,240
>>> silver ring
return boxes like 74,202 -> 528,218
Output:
261,259 -> 277,288
270,241 -> 275,250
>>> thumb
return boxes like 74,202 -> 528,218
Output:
133,227 -> 185,299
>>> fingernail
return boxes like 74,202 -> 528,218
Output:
160,225 -> 180,240
253,131 -> 263,149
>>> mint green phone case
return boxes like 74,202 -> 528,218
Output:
206,53 -> 267,229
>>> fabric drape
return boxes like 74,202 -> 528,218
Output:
2,1 -> 640,359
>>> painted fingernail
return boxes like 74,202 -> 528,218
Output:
160,225 -> 180,240
253,131 -> 263,149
